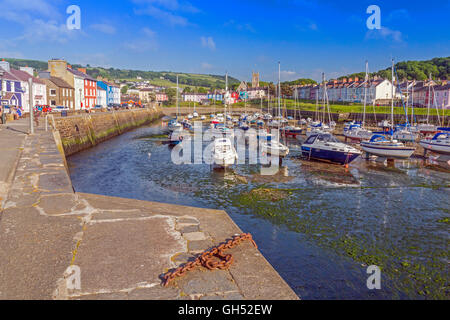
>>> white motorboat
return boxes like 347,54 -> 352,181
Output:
212,138 -> 238,168
419,132 -> 450,155
260,139 -> 290,158
301,133 -> 361,165
193,111 -> 199,118
361,135 -> 415,159
344,126 -> 373,142
392,128 -> 418,143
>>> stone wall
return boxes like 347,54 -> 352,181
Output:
51,107 -> 162,156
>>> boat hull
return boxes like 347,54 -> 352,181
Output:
419,141 -> 450,155
361,142 -> 415,159
301,146 -> 360,165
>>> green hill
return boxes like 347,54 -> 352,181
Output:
339,57 -> 450,81
3,58 -> 240,90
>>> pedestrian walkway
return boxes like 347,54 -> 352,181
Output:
0,116 -> 298,300
0,118 -> 30,209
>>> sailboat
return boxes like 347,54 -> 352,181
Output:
168,75 -> 182,132
306,74 -> 333,137
361,59 -> 416,160
263,62 -> 289,158
169,75 -> 189,145
344,61 -> 373,142
211,72 -> 238,168
419,132 -> 450,155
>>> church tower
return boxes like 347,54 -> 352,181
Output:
252,71 -> 260,88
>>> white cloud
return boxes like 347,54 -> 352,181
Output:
0,0 -> 80,44
124,38 -> 158,53
132,0 -> 199,26
91,23 -> 116,35
134,5 -> 188,26
142,27 -> 156,37
201,62 -> 213,70
201,36 -> 216,51
224,20 -> 256,33
280,70 -> 297,81
365,27 -> 403,43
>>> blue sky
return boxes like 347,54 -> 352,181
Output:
0,0 -> 449,82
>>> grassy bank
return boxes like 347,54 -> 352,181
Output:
164,100 -> 450,116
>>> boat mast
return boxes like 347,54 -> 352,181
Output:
176,74 -> 179,119
391,59 -> 395,130
278,61 -> 281,120
363,61 -> 368,127
225,72 -> 228,121
427,73 -> 431,124
411,82 -> 414,125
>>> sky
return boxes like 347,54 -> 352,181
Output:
0,0 -> 449,82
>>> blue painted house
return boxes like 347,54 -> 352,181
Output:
97,80 -> 120,105
0,60 -> 24,108
207,93 -> 223,101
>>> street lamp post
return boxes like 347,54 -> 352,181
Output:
29,77 -> 34,134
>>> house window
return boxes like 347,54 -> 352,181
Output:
50,89 -> 57,96
51,100 -> 56,106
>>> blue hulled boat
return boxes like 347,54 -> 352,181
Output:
301,133 -> 361,165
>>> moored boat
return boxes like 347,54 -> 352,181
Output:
361,135 -> 415,159
419,132 -> 450,155
212,138 -> 238,168
301,133 -> 361,165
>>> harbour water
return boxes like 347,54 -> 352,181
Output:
68,122 -> 449,300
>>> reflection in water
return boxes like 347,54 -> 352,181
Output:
68,123 -> 450,300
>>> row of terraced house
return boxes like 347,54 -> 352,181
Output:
0,59 -> 121,112
294,77 -> 450,109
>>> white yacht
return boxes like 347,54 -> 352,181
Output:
419,132 -> 450,155
361,135 -> 415,159
212,138 -> 238,168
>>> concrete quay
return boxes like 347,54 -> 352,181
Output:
0,116 -> 298,300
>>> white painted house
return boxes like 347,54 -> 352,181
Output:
9,66 -> 47,112
97,86 -> 107,107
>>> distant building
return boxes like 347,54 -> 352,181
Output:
97,86 -> 107,107
139,88 -> 154,103
0,60 -> 24,108
236,81 -> 248,92
8,66 -> 47,112
297,77 -> 396,105
155,93 -> 168,102
207,93 -> 223,101
434,82 -> 450,109
247,87 -> 266,100
252,72 -> 260,88
182,93 -> 207,103
39,73 -> 75,109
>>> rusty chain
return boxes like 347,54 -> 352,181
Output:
162,233 -> 257,287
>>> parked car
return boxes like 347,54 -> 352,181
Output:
52,106 -> 69,112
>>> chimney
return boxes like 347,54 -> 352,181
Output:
20,66 -> 34,77
0,59 -> 10,72
78,68 -> 87,74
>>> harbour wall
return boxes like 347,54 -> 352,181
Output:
50,107 -> 162,156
